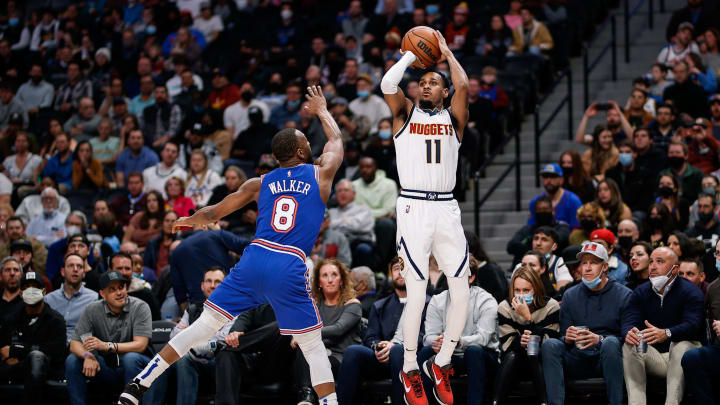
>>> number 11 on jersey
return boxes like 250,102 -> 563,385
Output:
426,139 -> 441,164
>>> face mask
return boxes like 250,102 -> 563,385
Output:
618,152 -> 633,167
268,82 -> 283,93
581,219 -> 597,233
699,146 -> 710,155
667,156 -> 685,170
535,212 -> 553,226
716,260 -> 720,273
544,252 -> 551,260
287,99 -> 300,108
699,212 -> 714,224
9,18 -> 19,27
618,236 -> 633,250
146,25 -> 156,35
281,9 -> 293,20
648,216 -> 663,228
132,272 -> 144,280
22,287 -> 43,305
703,186 -> 716,195
378,129 -> 392,139
562,166 -> 573,176
650,265 -> 675,292
515,293 -> 534,305
66,226 -> 81,236
426,5 -> 439,14
582,273 -> 603,289
323,92 -> 335,100
31,75 -> 41,84
357,90 -> 370,99
658,186 -> 674,198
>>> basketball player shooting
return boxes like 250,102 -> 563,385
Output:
381,29 -> 470,405
116,86 -> 344,405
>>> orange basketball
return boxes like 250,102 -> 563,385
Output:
401,26 -> 441,68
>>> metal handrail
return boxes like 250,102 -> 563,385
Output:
624,0 -> 655,63
583,15 -> 618,109
533,68 -> 573,187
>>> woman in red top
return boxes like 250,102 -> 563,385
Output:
165,176 -> 195,217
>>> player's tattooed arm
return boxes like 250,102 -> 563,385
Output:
173,178 -> 261,232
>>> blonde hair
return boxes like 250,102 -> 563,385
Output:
187,149 -> 209,186
510,265 -> 547,307
165,176 -> 187,196
576,202 -> 606,226
312,258 -> 356,305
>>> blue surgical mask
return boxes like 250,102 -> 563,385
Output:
378,129 -> 392,139
357,90 -> 370,99
8,18 -> 19,27
582,274 -> 603,289
193,105 -> 205,113
716,261 -> 720,273
287,99 -> 300,108
544,252 -> 551,260
426,5 -> 439,14
132,272 -> 144,280
618,152 -> 633,167
146,25 -> 156,35
515,293 -> 534,305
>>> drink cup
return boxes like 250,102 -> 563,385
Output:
575,326 -> 588,349
80,333 -> 92,343
527,335 -> 541,356
635,332 -> 648,353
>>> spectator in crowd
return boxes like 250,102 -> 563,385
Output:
443,2 -> 474,56
164,176 -> 195,217
2,216 -> 48,274
530,227 -> 572,291
329,179 -> 376,268
89,118 -> 121,166
649,64 -> 673,101
616,219 -> 641,262
38,210 -> 89,284
128,75 -> 155,117
605,139 -> 657,217
30,9 -> 59,51
556,245 -> 583,297
0,82 -> 27,130
185,149 -> 223,208
624,89 -> 654,130
678,258 -> 708,295
364,118 -> 398,183
141,85 -> 182,150
41,132 -> 73,192
418,258 -> 499,404
666,0 -> 716,42
628,241 -> 652,290
123,190 -> 164,249
633,126 -> 666,179
685,192 -> 720,239
26,187 -> 67,247
589,229 -> 629,286
686,52 -> 717,94
65,271 -> 165,404
594,179 -> 632,231
663,61 -> 707,118
337,59 -> 361,101
352,156 -> 397,220
348,74 -> 390,136
350,266 -> 377,318
528,163 -> 582,228
0,271 -> 66,404
207,67 -> 240,111
660,140 -> 704,204
658,22 -> 700,74
72,140 -> 108,190
223,81 -> 270,140
507,6 -> 553,57
337,256 -> 426,405
193,1 -> 224,43
648,103 -> 675,152
542,242 -> 631,405
642,202 -> 679,247
166,57 -> 203,102
687,117 -> 720,174
44,253 -> 98,343
569,202 -> 606,245
230,106 -> 274,167
576,101 -> 633,146
466,231 -> 509,303
559,150 -> 595,203
143,141 -> 187,198
270,82 -> 303,130
207,165 -> 256,235
0,256 -> 23,326
622,247 -> 704,405
689,174 -> 720,227
177,123 -> 223,174
2,132 -> 43,191
311,211 -> 352,267
144,210 -> 178,276
110,172 -> 147,227
109,251 -> 159,321
16,63 -> 54,122
63,97 -> 101,142
507,195 -> 570,267
474,14 -> 513,59
494,266 -> 560,405
53,61 -> 92,116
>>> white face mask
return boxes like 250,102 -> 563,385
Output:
650,265 -> 675,292
22,287 -> 44,305
66,226 -> 81,236
281,9 -> 293,20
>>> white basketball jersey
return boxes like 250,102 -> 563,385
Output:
393,106 -> 459,192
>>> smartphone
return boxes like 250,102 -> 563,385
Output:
374,343 -> 382,352
595,103 -> 612,111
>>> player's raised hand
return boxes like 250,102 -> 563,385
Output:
304,85 -> 327,115
172,216 -> 195,233
433,30 -> 451,62
400,50 -> 426,70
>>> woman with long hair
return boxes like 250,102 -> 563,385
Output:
569,202 -> 606,245
581,125 -> 619,183
520,250 -> 557,298
186,149 -> 223,208
123,190 -> 165,249
702,28 -> 720,74
207,165 -> 256,234
686,52 -> 718,94
40,119 -> 77,161
72,140 -> 109,190
641,203 -> 678,247
494,265 -> 560,405
656,174 -> 690,230
627,241 -> 652,289
594,178 -> 631,232
559,150 -> 595,203
667,231 -> 692,260
164,176 -> 195,217
3,132 -> 43,186
475,14 -> 513,59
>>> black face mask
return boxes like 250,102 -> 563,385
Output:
667,156 -> 685,170
267,82 -> 283,93
618,236 -> 633,250
581,219 -> 597,233
562,166 -> 574,177
241,90 -> 254,102
658,186 -> 674,198
536,212 -> 553,226
648,216 -> 663,229
699,211 -> 715,224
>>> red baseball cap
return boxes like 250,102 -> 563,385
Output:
590,228 -> 615,246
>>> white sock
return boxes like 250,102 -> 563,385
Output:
435,276 -> 469,367
402,275 -> 429,373
135,354 -> 170,388
319,392 -> 338,405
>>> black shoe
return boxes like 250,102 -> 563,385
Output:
117,379 -> 148,405
297,386 -> 317,405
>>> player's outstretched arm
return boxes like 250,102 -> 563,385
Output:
305,85 -> 343,202
434,30 -> 469,141
381,51 -> 415,123
172,177 -> 261,232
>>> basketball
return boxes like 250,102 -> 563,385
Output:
401,26 -> 441,68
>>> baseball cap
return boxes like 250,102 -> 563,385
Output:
678,22 -> 694,33
191,122 -> 210,135
694,117 -> 711,129
21,271 -> 43,288
9,113 -> 23,125
539,163 -> 563,177
357,74 -> 373,85
67,233 -> 89,247
99,270 -> 130,290
561,244 -> 583,266
711,94 -> 720,104
590,228 -> 615,246
576,241 -> 609,263
248,105 -> 263,120
211,67 -> 226,77
330,97 -> 348,107
95,47 -> 111,62
10,238 -> 33,253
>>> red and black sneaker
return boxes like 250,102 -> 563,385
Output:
399,369 -> 429,405
422,355 -> 455,405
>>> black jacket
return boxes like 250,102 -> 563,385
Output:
0,303 -> 66,369
506,222 -> 570,266
666,6 -> 718,42
605,163 -> 656,213
663,80 -> 708,119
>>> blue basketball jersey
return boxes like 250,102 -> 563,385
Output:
254,164 -> 325,255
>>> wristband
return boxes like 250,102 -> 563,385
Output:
82,351 -> 92,359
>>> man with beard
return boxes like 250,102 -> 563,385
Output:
63,97 -> 101,142
659,140 -> 704,202
0,256 -> 23,327
143,141 -> 187,198
16,64 -> 53,126
605,138 -> 657,215
115,129 -> 159,188
141,85 -> 183,150
65,234 -> 103,292
0,271 -> 66,405
507,196 -> 570,267
41,133 -> 73,192
575,101 -> 633,145
223,82 -> 271,139
648,103 -> 676,153
26,187 -> 67,247
177,123 -> 223,174
632,126 -> 666,179
685,193 -> 720,240
337,256 -> 430,405
1,216 -> 48,274
528,164 -> 582,228
207,67 -> 240,112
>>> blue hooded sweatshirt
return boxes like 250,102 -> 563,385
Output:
560,279 -> 632,341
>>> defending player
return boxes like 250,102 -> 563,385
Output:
116,86 -> 343,405
381,30 -> 470,405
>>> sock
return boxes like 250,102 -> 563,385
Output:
135,354 -> 170,388
402,273 -> 429,373
435,276 -> 469,367
319,392 -> 338,405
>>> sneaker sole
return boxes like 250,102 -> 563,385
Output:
422,360 -> 451,405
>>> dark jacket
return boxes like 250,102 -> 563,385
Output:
605,163 -> 656,213
666,6 -> 718,42
560,279 -> 632,340
506,222 -> 570,266
663,80 -> 708,119
621,276 -> 705,352
634,146 -> 666,181
363,293 -> 430,349
0,303 -> 66,370
685,221 -> 720,241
